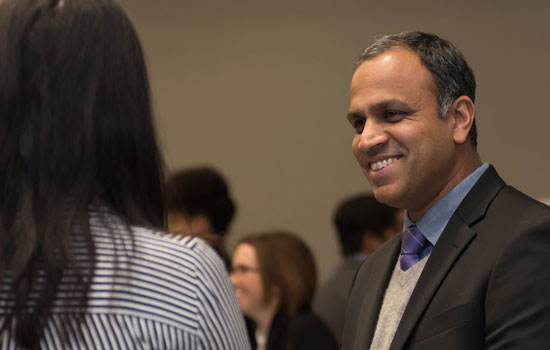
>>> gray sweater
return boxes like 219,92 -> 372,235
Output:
370,256 -> 429,350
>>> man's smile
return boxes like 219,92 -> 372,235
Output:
369,156 -> 401,172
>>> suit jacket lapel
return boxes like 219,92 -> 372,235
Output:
389,217 -> 476,349
352,235 -> 401,349
389,165 -> 505,349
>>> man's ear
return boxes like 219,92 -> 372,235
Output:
450,96 -> 475,145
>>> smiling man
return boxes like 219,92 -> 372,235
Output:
342,32 -> 550,349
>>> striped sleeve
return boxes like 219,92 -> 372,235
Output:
188,239 -> 251,349
0,217 -> 252,350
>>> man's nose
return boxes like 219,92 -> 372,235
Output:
357,119 -> 389,153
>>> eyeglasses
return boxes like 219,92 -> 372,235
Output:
230,264 -> 261,275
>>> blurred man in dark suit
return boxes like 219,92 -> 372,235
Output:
313,194 -> 402,346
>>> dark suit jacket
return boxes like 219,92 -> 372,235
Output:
313,257 -> 363,346
247,311 -> 338,350
342,166 -> 550,349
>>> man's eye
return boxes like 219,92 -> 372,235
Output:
351,119 -> 365,134
384,111 -> 406,121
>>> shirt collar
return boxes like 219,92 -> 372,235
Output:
403,162 -> 489,246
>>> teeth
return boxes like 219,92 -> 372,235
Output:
370,157 -> 398,171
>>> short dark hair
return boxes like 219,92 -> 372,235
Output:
0,0 -> 165,347
237,231 -> 317,316
354,31 -> 478,149
166,167 -> 236,235
334,194 -> 401,256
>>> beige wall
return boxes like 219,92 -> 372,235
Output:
118,0 -> 550,280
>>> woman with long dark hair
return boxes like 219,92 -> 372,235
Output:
0,0 -> 249,348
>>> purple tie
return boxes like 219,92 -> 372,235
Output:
400,225 -> 429,271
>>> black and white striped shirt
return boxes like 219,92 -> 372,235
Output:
0,211 -> 251,349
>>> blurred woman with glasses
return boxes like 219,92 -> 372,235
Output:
230,231 -> 338,350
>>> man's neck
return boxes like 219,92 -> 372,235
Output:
409,154 -> 481,222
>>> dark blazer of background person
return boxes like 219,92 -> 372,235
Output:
342,31 -> 550,349
246,312 -> 338,350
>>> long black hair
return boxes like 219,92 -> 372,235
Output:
0,0 -> 165,347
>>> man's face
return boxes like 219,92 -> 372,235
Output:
348,47 -> 461,220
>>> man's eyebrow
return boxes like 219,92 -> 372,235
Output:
369,99 -> 412,113
347,99 -> 414,122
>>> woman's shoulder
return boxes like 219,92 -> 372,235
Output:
91,209 -> 219,262
130,225 -> 226,276
89,209 -> 227,286
87,211 -> 246,344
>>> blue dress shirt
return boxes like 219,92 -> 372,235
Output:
403,162 -> 489,259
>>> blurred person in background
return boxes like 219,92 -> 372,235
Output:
0,0 -> 249,348
313,194 -> 402,345
231,231 -> 338,350
166,166 -> 236,266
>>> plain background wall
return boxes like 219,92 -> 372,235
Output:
118,0 -> 550,280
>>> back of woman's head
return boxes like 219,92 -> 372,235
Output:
0,0 -> 165,227
0,0 -> 164,347
166,167 -> 236,235
239,231 -> 317,317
